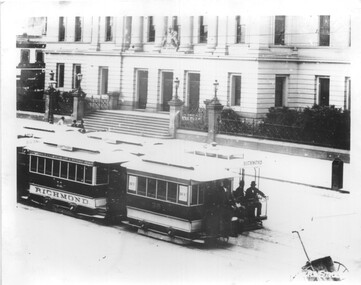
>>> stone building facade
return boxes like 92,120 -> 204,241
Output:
43,15 -> 352,118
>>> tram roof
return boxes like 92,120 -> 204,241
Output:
123,153 -> 235,183
24,135 -> 138,164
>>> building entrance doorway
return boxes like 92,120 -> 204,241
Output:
162,72 -> 173,111
188,73 -> 200,110
137,70 -> 148,109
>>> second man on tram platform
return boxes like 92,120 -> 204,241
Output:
245,181 -> 266,218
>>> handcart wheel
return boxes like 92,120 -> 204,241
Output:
333,261 -> 349,273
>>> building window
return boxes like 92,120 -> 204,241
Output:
319,15 -> 330,46
344,77 -> 351,110
199,16 -> 207,43
99,67 -> 108,95
230,75 -> 242,106
105,17 -> 113,41
236,16 -> 245,44
35,50 -> 44,63
275,76 -> 288,107
20,49 -> 30,64
58,17 -> 65,41
316,76 -> 330,106
57,63 -> 65,88
75,17 -> 82,41
72,64 -> 81,89
274,16 -> 285,45
148,16 -> 155,42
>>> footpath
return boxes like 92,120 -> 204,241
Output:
16,116 -> 351,193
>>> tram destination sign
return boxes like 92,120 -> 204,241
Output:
243,160 -> 262,166
29,184 -> 106,208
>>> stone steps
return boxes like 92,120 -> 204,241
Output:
83,110 -> 171,138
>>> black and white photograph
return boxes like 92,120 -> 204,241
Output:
1,0 -> 361,284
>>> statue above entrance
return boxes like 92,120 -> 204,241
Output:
162,27 -> 179,51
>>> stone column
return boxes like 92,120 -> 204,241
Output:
168,98 -> 184,138
153,16 -> 167,52
129,16 -> 143,52
214,16 -> 228,55
90,16 -> 100,51
178,16 -> 193,53
114,17 -> 124,50
205,16 -> 218,53
206,97 -> 223,143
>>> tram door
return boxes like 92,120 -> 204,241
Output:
162,72 -> 173,111
188,73 -> 200,111
108,166 -> 127,217
137,70 -> 148,109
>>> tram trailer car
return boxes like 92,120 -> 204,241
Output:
122,154 -> 237,244
22,135 -> 134,220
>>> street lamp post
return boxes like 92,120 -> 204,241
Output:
71,73 -> 86,121
47,70 -> 57,124
173,77 -> 180,100
213,80 -> 219,101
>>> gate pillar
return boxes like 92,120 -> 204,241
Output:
71,87 -> 86,121
168,98 -> 184,138
206,97 -> 223,144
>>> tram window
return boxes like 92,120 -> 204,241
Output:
178,185 -> 188,205
96,166 -> 108,184
45,158 -> 52,175
167,182 -> 177,203
157,180 -> 167,200
76,164 -> 84,182
68,163 -> 76,180
38,157 -> 45,173
191,185 -> 198,205
60,161 -> 68,178
53,160 -> 60,177
85,166 -> 93,184
137,176 -> 146,196
128,175 -> 137,193
147,178 -> 156,198
30,156 -> 37,172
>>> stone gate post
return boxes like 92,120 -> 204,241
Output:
206,97 -> 223,144
168,98 -> 184,138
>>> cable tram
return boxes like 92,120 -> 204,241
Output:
122,153 -> 238,244
22,132 -> 136,220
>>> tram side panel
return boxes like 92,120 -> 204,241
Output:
125,172 -> 233,242
26,152 -> 127,219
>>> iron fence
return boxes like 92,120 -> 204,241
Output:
53,91 -> 73,116
179,106 -> 208,132
84,96 -> 110,114
218,117 -> 343,148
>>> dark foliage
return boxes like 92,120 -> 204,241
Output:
218,105 -> 350,150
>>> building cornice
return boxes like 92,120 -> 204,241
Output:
44,49 -> 351,65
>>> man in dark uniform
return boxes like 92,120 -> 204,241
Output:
233,179 -> 245,203
245,181 -> 266,218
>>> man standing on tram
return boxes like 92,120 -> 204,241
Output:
245,181 -> 266,218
